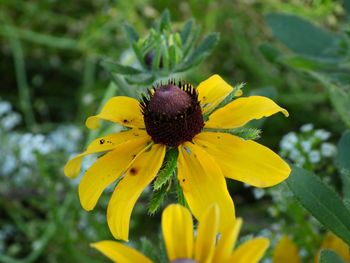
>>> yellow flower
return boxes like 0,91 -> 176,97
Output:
273,232 -> 350,263
64,74 -> 291,241
316,232 -> 350,262
273,235 -> 301,263
91,204 -> 270,263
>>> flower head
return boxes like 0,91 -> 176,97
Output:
91,204 -> 270,263
64,74 -> 291,241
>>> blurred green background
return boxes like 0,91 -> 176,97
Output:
0,0 -> 349,262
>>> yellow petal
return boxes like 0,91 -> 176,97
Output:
86,96 -> 145,129
64,129 -> 146,178
319,232 -> 350,262
162,204 -> 194,261
194,205 -> 219,263
91,240 -> 153,263
197,74 -> 233,114
273,235 -> 301,263
177,142 -> 235,232
213,218 -> 243,263
205,96 -> 289,129
194,132 -> 291,187
229,238 -> 269,263
79,135 -> 150,211
107,144 -> 166,241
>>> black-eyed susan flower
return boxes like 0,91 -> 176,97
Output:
64,74 -> 291,241
91,204 -> 270,263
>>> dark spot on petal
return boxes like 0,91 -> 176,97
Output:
131,154 -> 136,160
217,136 -> 221,139
130,168 -> 137,175
182,179 -> 185,182
99,139 -> 105,144
123,119 -> 129,123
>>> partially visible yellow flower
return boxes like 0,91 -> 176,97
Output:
273,232 -> 350,263
273,235 -> 301,263
315,232 -> 350,262
92,204 -> 270,263
64,74 -> 291,241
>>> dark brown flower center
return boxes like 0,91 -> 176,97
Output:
141,81 -> 204,147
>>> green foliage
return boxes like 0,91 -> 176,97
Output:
319,249 -> 345,263
153,148 -> 178,190
286,165 -> 350,246
336,131 -> 350,199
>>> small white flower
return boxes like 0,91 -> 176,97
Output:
290,148 -> 301,161
314,129 -> 331,141
0,101 -> 12,116
280,132 -> 298,150
321,142 -> 337,157
301,140 -> 312,152
253,188 -> 265,199
1,113 -> 21,130
300,123 -> 314,132
309,150 -> 321,163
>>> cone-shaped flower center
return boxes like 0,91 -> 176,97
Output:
141,81 -> 204,147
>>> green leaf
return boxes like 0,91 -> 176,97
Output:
148,184 -> 169,215
153,148 -> 178,190
266,13 -> 340,58
319,249 -> 345,263
180,19 -> 194,45
123,23 -> 139,42
159,9 -> 171,31
204,127 -> 261,141
185,32 -> 219,65
259,43 -> 282,63
286,165 -> 350,246
101,60 -> 143,75
336,131 -> 350,199
309,72 -> 350,127
278,55 -> 338,71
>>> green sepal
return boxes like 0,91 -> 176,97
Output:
101,60 -> 143,75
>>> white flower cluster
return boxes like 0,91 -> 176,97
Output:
0,99 -> 82,185
279,123 -> 336,167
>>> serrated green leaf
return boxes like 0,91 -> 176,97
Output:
286,165 -> 350,246
154,148 -> 178,190
101,60 -> 143,75
266,13 -> 340,58
319,249 -> 345,263
148,183 -> 169,215
123,23 -> 139,42
168,45 -> 176,69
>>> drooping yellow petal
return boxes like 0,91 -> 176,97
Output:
162,204 -> 194,261
228,238 -> 269,263
205,96 -> 289,129
91,241 -> 153,263
79,135 -> 150,211
86,96 -> 145,129
107,144 -> 166,241
273,235 -> 301,263
194,205 -> 219,263
213,218 -> 243,263
194,132 -> 291,187
317,232 -> 350,262
177,142 -> 235,232
64,129 -> 147,178
197,74 -> 233,114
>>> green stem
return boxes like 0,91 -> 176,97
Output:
8,33 -> 36,129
